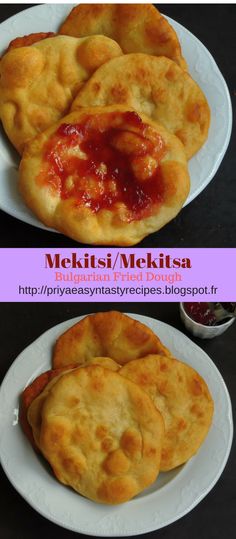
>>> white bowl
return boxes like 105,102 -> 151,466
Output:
180,303 -> 235,339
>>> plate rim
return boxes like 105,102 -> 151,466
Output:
167,14 -> 233,206
0,312 -> 233,536
0,4 -> 233,233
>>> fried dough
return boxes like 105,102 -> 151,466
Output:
19,105 -> 190,246
120,354 -> 214,470
59,3 -> 187,70
27,370 -> 71,449
5,32 -> 56,52
53,311 -> 170,369
20,366 -> 72,449
86,356 -> 120,371
24,357 -> 119,449
71,54 -> 210,159
0,35 -> 122,153
39,365 -> 164,503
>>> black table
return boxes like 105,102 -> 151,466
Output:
0,302 -> 235,539
0,4 -> 235,247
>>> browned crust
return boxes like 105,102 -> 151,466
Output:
53,311 -> 170,369
20,366 -> 75,449
59,4 -> 187,69
5,32 -> 56,53
120,354 -> 214,470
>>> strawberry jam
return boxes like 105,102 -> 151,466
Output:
38,112 -> 166,221
184,303 -> 217,326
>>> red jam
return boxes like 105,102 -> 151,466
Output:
184,303 -> 217,326
123,111 -> 145,130
38,112 -> 166,221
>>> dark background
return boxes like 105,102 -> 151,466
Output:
0,4 -> 235,247
0,302 -> 235,539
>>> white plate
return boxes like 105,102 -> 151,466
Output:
0,5 -> 232,234
0,313 -> 233,536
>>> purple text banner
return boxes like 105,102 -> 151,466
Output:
0,248 -> 235,302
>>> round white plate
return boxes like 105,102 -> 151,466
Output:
0,5 -> 232,233
0,313 -> 233,536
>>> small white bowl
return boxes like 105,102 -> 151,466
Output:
180,303 -> 235,339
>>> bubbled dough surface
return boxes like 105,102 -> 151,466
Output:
53,311 -> 170,369
19,105 -> 190,246
0,35 -> 122,153
120,354 -> 214,471
27,357 -> 119,448
59,3 -> 187,70
39,365 -> 164,504
71,54 -> 210,160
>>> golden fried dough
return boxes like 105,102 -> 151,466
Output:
25,357 -> 119,449
20,366 -> 72,449
39,365 -> 164,504
86,356 -> 120,371
71,54 -> 210,159
59,3 -> 187,70
120,354 -> 214,471
19,105 -> 190,246
27,371 -> 71,449
53,311 -> 170,369
0,35 -> 122,153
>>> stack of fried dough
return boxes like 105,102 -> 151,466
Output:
0,5 -> 210,245
21,312 -> 214,504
